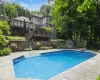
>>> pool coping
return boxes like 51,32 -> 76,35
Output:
0,49 -> 100,80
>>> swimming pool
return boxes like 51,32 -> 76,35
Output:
13,50 -> 96,80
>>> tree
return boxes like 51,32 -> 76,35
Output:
0,0 -> 6,15
52,0 -> 79,39
24,8 -> 31,17
45,26 -> 53,32
5,3 -> 18,21
0,20 -> 10,49
52,0 -> 98,41
48,0 -> 54,4
97,75 -> 100,80
12,3 -> 22,16
77,0 -> 95,12
0,20 -> 10,35
40,5 -> 50,15
12,3 -> 31,17
31,11 -> 42,15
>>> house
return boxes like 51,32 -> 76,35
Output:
11,14 -> 56,41
11,16 -> 31,36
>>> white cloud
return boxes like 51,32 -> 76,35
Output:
5,0 -> 48,11
20,2 -> 28,8
29,0 -> 33,2
28,4 -> 41,11
28,3 -> 47,11
5,0 -> 15,2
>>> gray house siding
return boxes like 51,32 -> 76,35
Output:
12,15 -> 56,39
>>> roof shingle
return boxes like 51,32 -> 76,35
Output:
14,16 -> 30,23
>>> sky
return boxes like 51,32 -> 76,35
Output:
5,0 -> 48,11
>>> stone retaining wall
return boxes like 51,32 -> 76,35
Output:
9,40 -> 87,51
9,40 -> 53,51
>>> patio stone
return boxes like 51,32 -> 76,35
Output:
0,49 -> 99,80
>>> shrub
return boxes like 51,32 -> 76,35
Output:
0,35 -> 7,48
87,40 -> 100,49
56,39 -> 66,43
10,43 -> 18,51
57,46 -> 68,49
45,27 -> 53,32
24,46 -> 33,51
0,21 -> 10,35
97,75 -> 100,80
0,48 -> 12,56
40,46 -> 52,50
5,36 -> 25,41
0,21 -> 11,56
35,41 -> 41,50
0,30 -> 3,35
52,41 -> 57,48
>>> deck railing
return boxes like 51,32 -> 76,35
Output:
33,32 -> 52,37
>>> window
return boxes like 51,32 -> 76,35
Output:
21,22 -> 23,27
37,19 -> 40,24
14,21 -> 17,25
18,21 -> 20,26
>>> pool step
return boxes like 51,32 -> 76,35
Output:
24,52 -> 41,58
15,78 -> 41,80
15,78 -> 33,80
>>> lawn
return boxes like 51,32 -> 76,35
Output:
5,36 -> 26,41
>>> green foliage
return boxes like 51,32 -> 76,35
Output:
57,46 -> 68,49
35,42 -> 41,50
0,2 -> 31,21
87,40 -> 100,49
31,11 -> 42,15
40,5 -> 51,15
24,46 -> 32,51
53,0 -> 79,39
0,20 -> 11,56
97,75 -> 100,80
31,4 -> 53,16
5,36 -> 25,41
45,27 -> 53,32
10,43 -> 18,52
5,4 -> 18,20
0,1 -> 52,20
40,46 -> 52,50
52,41 -> 57,48
53,0 -> 100,46
24,47 -> 33,51
0,35 -> 7,48
0,48 -> 12,56
0,30 -> 3,35
0,21 -> 10,35
12,3 -> 31,17
0,21 -> 10,48
77,0 -> 95,12
56,39 -> 66,43
0,1 -> 6,15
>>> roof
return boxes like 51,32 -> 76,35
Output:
31,14 -> 52,19
14,16 -> 30,23
32,14 -> 43,18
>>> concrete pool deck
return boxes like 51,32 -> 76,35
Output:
0,49 -> 100,80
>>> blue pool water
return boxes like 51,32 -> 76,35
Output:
13,50 -> 96,80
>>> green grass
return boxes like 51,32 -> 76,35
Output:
5,36 -> 25,41
97,75 -> 100,80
